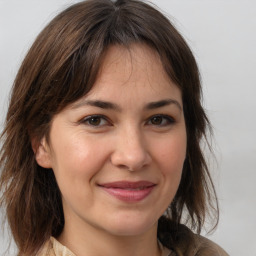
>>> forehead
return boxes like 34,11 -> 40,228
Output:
98,44 -> 165,82
84,43 -> 182,102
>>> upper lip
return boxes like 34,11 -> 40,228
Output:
98,181 -> 156,189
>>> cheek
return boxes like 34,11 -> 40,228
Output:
153,132 -> 186,197
50,133 -> 108,184
49,135 -> 110,211
148,133 -> 186,213
157,134 -> 186,172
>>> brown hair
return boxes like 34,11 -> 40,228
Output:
0,0 -> 218,255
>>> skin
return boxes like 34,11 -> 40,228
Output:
36,44 -> 187,256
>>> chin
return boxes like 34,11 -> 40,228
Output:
104,213 -> 158,237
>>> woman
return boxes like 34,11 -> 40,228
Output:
0,0 -> 229,255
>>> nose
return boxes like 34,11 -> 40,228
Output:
110,127 -> 152,172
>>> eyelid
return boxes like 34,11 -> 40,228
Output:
80,114 -> 111,127
78,114 -> 176,128
146,114 -> 176,126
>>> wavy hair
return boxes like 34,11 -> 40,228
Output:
0,0 -> 218,255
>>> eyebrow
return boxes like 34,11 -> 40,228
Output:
144,99 -> 182,111
72,100 -> 121,111
72,98 -> 182,111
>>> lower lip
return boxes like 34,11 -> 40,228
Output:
100,186 -> 155,202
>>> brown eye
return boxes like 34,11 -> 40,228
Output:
82,115 -> 109,127
151,116 -> 163,125
148,115 -> 175,126
88,117 -> 101,126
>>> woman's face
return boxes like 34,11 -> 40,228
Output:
37,44 -> 187,238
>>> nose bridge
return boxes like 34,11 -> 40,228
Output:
111,123 -> 151,171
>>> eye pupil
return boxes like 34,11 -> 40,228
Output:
151,116 -> 162,125
89,117 -> 101,126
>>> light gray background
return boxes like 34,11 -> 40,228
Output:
0,1 -> 256,255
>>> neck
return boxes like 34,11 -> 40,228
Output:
58,217 -> 161,256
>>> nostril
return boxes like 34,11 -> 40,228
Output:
110,132 -> 152,171
111,150 -> 152,172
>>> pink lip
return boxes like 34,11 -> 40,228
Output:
98,181 -> 156,202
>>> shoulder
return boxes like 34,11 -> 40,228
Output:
158,220 -> 229,256
37,239 -> 55,256
37,237 -> 75,256
36,240 -> 53,256
192,234 -> 229,256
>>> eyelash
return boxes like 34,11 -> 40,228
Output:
80,115 -> 110,127
146,115 -> 175,126
80,114 -> 175,127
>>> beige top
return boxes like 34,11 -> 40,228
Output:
38,235 -> 228,256
38,237 -> 75,256
38,237 -> 173,256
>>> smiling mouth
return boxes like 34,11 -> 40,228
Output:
98,181 -> 156,202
